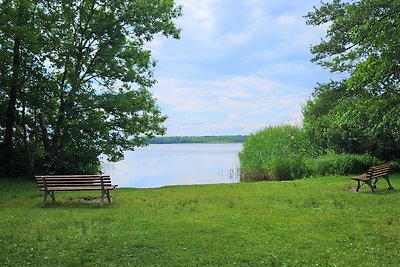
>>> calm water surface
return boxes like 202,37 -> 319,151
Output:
101,143 -> 243,188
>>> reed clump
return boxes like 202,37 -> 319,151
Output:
239,125 -> 385,181
240,125 -> 317,181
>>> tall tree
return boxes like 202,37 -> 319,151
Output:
43,0 -> 181,173
303,0 -> 400,160
0,0 -> 47,174
1,0 -> 182,175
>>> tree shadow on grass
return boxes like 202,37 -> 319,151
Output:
342,185 -> 399,195
37,195 -> 116,209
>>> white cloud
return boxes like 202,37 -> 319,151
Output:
152,1 -> 327,67
175,0 -> 219,42
146,0 -> 330,136
152,74 -> 311,135
277,14 -> 297,27
153,76 -> 281,112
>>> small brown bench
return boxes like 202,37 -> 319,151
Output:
35,175 -> 118,206
351,164 -> 393,192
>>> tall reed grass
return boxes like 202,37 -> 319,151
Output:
239,125 -> 388,182
240,125 -> 317,181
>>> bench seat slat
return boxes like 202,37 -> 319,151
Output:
371,170 -> 389,176
38,184 -> 113,187
353,173 -> 368,181
37,182 -> 114,186
41,185 -> 117,191
36,177 -> 111,181
35,175 -> 111,178
37,180 -> 112,184
372,167 -> 389,171
373,164 -> 390,170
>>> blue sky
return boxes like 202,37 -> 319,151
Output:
148,0 -> 332,136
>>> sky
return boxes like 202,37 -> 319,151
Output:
148,0 -> 333,136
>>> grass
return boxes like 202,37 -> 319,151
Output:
1,174 -> 400,266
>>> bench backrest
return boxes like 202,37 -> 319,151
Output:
35,175 -> 112,189
367,164 -> 390,179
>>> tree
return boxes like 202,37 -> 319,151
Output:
1,0 -> 182,175
303,82 -> 400,159
303,0 -> 400,160
0,0 -> 49,174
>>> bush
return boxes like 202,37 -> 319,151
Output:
390,159 -> 400,172
306,153 -> 382,176
240,125 -> 318,181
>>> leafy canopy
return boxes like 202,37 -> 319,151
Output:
0,0 -> 182,174
303,0 -> 400,160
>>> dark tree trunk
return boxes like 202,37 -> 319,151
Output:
22,101 -> 34,175
38,112 -> 51,156
2,35 -> 22,174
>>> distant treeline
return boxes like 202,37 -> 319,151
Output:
148,135 -> 248,144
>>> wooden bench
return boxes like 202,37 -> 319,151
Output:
351,164 -> 393,192
35,175 -> 118,206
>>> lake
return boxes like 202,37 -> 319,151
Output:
101,143 -> 243,188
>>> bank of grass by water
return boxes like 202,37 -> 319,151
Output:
1,175 -> 400,266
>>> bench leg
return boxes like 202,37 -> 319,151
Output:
355,180 -> 361,192
49,191 -> 55,201
101,190 -> 111,206
384,175 -> 394,190
365,180 -> 375,193
99,190 -> 112,207
43,190 -> 55,207
100,190 -> 104,207
43,191 -> 48,207
106,190 -> 111,203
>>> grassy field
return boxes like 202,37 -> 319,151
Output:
1,174 -> 400,266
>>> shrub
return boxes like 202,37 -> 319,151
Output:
306,153 -> 382,176
390,159 -> 400,172
240,125 -> 318,181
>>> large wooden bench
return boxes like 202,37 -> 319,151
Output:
35,175 -> 117,206
351,164 -> 393,192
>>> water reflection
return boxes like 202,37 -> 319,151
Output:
101,143 -> 243,188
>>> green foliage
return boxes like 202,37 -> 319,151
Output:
2,175 -> 400,266
240,125 -> 318,181
304,0 -> 400,161
0,0 -> 182,174
149,135 -> 248,144
307,153 -> 381,176
306,0 -> 400,91
239,124 -> 386,180
303,82 -> 400,160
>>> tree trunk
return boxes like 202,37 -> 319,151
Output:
39,112 -> 51,159
21,100 -> 34,175
52,52 -> 82,160
2,34 -> 22,174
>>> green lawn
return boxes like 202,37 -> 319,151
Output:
1,174 -> 400,266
